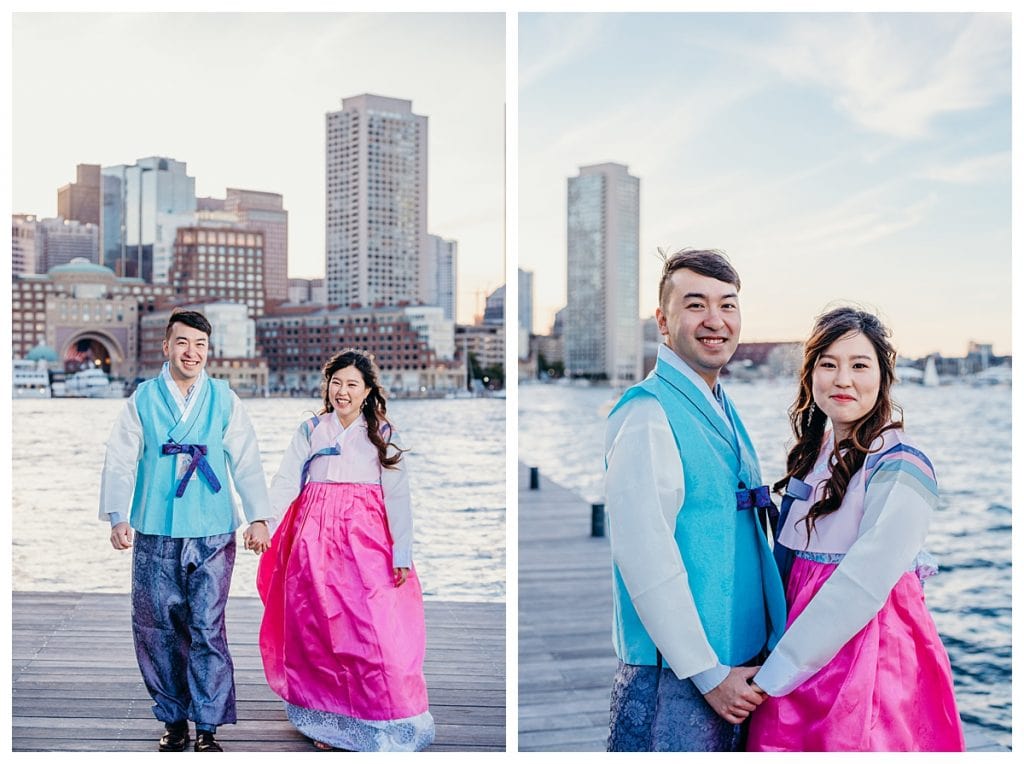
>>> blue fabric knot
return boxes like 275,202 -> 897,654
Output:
161,442 -> 222,498
735,484 -> 773,512
784,476 -> 813,501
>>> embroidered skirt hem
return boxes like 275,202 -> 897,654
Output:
286,701 -> 435,752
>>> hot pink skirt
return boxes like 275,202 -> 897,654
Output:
257,481 -> 429,722
747,555 -> 965,752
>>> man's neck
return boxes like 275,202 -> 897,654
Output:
167,369 -> 196,398
660,344 -> 720,392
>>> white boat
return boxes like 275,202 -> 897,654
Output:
63,368 -> 125,398
13,359 -> 51,399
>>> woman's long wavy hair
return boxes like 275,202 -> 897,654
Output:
319,349 -> 405,469
774,307 -> 902,542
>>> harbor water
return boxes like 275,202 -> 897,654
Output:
519,380 -> 1012,750
12,396 -> 506,603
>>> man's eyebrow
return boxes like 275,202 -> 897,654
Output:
682,292 -> 738,300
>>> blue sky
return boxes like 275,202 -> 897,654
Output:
519,12 -> 1011,358
12,12 -> 505,325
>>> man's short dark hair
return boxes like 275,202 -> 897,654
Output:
658,248 -> 741,308
165,309 -> 213,340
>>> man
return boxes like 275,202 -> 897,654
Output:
604,249 -> 787,751
99,309 -> 273,752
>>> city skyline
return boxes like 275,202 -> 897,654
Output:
520,13 -> 1011,358
12,12 -> 504,325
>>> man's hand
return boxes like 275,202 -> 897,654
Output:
110,522 -> 133,550
243,521 -> 271,555
702,666 -> 766,724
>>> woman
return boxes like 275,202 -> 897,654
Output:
257,349 -> 435,751
747,307 -> 964,752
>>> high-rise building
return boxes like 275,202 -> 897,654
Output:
424,234 -> 457,321
483,284 -> 504,326
225,188 -> 289,302
325,94 -> 428,308
12,214 -> 38,275
57,164 -> 101,226
565,162 -> 641,383
518,268 -> 534,360
35,218 -> 100,273
171,224 -> 266,319
100,157 -> 197,283
518,268 -> 534,334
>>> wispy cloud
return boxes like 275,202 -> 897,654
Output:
519,14 -> 609,91
753,13 -> 1010,139
917,151 -> 1009,184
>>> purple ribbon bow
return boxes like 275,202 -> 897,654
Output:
161,442 -> 222,498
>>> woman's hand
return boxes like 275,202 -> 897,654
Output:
244,520 -> 271,555
393,567 -> 409,587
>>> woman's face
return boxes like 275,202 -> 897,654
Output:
811,331 -> 881,442
328,365 -> 371,427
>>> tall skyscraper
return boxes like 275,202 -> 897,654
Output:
35,217 -> 100,272
325,94 -> 428,308
424,234 -> 458,321
12,214 -> 38,275
100,157 -> 197,283
225,188 -> 289,302
57,164 -> 101,226
565,162 -> 641,383
483,284 -> 504,326
518,268 -> 534,361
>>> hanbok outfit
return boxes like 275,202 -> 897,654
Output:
257,413 -> 434,752
603,345 -> 786,751
99,364 -> 272,731
748,427 -> 965,752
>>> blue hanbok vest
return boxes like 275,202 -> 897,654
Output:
129,376 -> 237,538
609,357 -> 787,669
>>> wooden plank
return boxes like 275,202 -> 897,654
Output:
12,591 -> 505,752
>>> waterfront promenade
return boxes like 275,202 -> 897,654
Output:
517,462 -> 1006,752
12,591 -> 504,752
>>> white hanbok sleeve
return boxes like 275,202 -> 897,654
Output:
223,392 -> 273,523
605,394 -> 723,683
98,394 -> 144,523
380,430 -> 413,568
754,444 -> 937,696
268,422 -> 311,517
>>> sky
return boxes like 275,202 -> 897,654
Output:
11,12 -> 505,325
519,12 -> 1012,358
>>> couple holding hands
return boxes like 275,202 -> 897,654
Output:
604,248 -> 965,752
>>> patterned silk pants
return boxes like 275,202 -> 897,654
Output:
131,531 -> 237,728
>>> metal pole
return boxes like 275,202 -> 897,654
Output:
591,503 -> 605,537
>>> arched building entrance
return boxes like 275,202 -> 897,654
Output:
60,331 -> 127,378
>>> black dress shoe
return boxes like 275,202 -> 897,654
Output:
194,731 -> 224,752
159,722 -> 190,752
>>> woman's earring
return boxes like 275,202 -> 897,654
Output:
809,401 -> 817,417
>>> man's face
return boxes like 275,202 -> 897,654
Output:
162,322 -> 209,385
655,268 -> 741,388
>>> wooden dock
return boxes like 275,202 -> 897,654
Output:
517,463 -> 1007,752
12,591 -> 504,752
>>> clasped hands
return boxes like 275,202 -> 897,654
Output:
702,666 -> 767,724
243,521 -> 271,554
